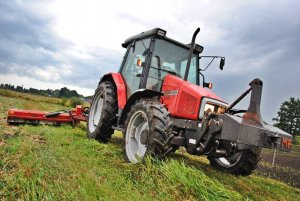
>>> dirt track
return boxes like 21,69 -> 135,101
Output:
256,147 -> 300,188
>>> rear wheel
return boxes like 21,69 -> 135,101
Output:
208,147 -> 261,176
87,81 -> 117,142
124,99 -> 174,163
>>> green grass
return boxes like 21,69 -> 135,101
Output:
0,89 -> 64,106
0,89 -> 87,108
0,91 -> 299,200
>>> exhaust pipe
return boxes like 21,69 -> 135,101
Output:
184,27 -> 200,81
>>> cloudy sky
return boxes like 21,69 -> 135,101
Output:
0,0 -> 299,123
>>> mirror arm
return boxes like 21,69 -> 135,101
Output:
199,72 -> 205,87
141,39 -> 147,50
199,56 -> 225,71
202,57 -> 215,71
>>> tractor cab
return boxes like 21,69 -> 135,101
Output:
119,28 -> 226,121
119,28 -> 204,98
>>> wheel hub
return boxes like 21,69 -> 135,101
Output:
88,91 -> 104,133
125,110 -> 149,163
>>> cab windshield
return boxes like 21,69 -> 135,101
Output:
147,39 -> 198,91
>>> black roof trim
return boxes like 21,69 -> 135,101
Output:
121,27 -> 204,54
122,28 -> 166,48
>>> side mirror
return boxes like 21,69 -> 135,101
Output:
219,58 -> 225,70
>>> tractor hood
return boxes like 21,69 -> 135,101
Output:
162,74 -> 226,103
186,82 -> 226,104
162,74 -> 227,120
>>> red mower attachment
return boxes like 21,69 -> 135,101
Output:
7,105 -> 89,126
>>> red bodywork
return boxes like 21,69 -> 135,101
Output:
110,72 -> 225,121
161,75 -> 224,120
7,105 -> 87,125
110,73 -> 127,109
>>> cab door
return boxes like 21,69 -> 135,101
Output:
120,39 -> 151,98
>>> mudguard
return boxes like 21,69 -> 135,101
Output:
99,73 -> 127,109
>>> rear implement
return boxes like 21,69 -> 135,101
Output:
7,105 -> 88,126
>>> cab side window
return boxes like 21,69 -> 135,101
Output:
121,39 -> 150,97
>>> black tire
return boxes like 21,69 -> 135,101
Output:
87,81 -> 118,142
123,99 -> 174,163
208,147 -> 261,176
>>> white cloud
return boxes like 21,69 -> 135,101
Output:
32,66 -> 60,81
47,0 -> 220,50
30,64 -> 72,81
0,73 -> 94,96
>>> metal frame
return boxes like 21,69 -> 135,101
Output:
169,78 -> 293,155
7,105 -> 88,126
140,37 -> 156,89
199,56 -> 225,71
118,45 -> 131,73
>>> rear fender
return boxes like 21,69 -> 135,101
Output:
118,89 -> 163,125
99,73 -> 127,109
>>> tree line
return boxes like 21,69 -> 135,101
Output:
273,97 -> 300,142
0,83 -> 83,98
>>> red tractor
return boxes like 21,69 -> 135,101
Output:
87,28 -> 292,175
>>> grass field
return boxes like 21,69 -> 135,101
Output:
0,90 -> 299,200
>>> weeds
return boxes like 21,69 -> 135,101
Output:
0,89 -> 63,106
70,97 -> 83,108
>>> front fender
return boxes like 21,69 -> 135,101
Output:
99,73 -> 127,109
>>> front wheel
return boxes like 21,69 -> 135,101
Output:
87,81 -> 117,142
123,99 -> 174,163
208,147 -> 261,176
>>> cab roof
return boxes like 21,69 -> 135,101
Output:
121,28 -> 203,53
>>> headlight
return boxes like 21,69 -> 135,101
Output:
199,98 -> 228,119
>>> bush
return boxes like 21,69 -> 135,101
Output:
60,98 -> 69,107
70,97 -> 83,108
294,136 -> 300,145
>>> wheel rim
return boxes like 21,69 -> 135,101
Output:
125,110 -> 149,163
88,91 -> 104,133
214,152 -> 243,168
